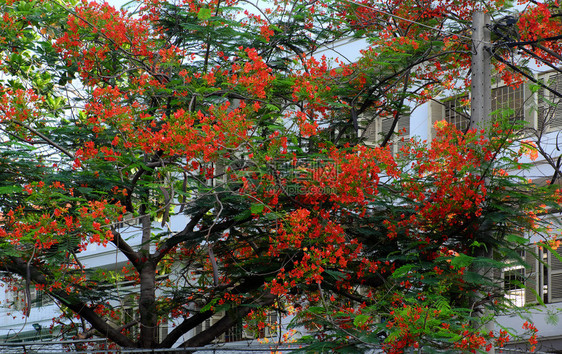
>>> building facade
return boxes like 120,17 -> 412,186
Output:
426,68 -> 562,352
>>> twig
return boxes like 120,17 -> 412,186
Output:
9,120 -> 74,159
24,247 -> 37,317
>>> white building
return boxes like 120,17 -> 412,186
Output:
420,68 -> 562,352
0,212 -> 291,349
1,1 -> 561,348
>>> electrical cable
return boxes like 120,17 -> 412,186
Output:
339,0 -> 477,42
490,23 -> 562,75
491,51 -> 562,99
499,34 -> 562,48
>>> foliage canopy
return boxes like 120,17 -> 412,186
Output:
1,0 -> 562,352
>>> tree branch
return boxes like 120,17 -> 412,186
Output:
9,120 -> 75,159
158,309 -> 214,348
111,230 -> 141,268
180,294 -> 276,348
5,257 -> 136,348
154,213 -> 249,263
153,210 -> 207,262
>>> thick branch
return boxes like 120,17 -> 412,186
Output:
78,320 -> 140,340
5,257 -> 136,348
181,294 -> 276,348
9,120 -> 75,159
158,309 -> 214,348
152,210 -> 207,262
111,231 -> 141,268
154,214 -> 250,263
159,274 -> 269,348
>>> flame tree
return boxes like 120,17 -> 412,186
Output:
0,0 -> 561,352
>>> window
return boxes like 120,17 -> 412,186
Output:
195,318 -> 212,336
523,243 -> 562,305
428,79 -> 538,140
224,320 -> 244,342
7,284 -> 52,311
257,311 -> 278,339
503,265 -> 525,307
114,212 -> 141,230
157,318 -> 168,343
363,115 -> 410,154
537,71 -> 562,132
193,311 -> 279,343
444,95 -> 470,132
428,95 -> 470,140
195,315 -> 247,343
122,306 -> 140,338
116,305 -> 167,342
491,84 -> 526,122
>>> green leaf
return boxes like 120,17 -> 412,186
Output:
434,296 -> 451,312
325,269 -> 345,281
250,203 -> 264,214
506,233 -> 529,245
266,104 -> 280,112
197,8 -> 212,20
450,253 -> 473,268
264,211 -> 283,220
353,314 -> 370,327
546,311 -> 559,325
213,303 -> 231,312
529,83 -> 541,93
307,306 -> 325,314
234,209 -> 251,221
525,285 -> 546,306
0,186 -> 23,194
200,298 -> 218,312
542,242 -> 562,264
392,264 -> 415,279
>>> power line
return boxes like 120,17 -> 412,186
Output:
499,34 -> 562,48
339,0 -> 476,42
490,23 -> 562,75
492,52 -> 562,99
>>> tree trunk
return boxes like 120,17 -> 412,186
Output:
139,260 -> 157,347
139,214 -> 157,348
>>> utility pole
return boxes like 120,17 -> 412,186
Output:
471,11 -> 495,354
471,11 -> 491,130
